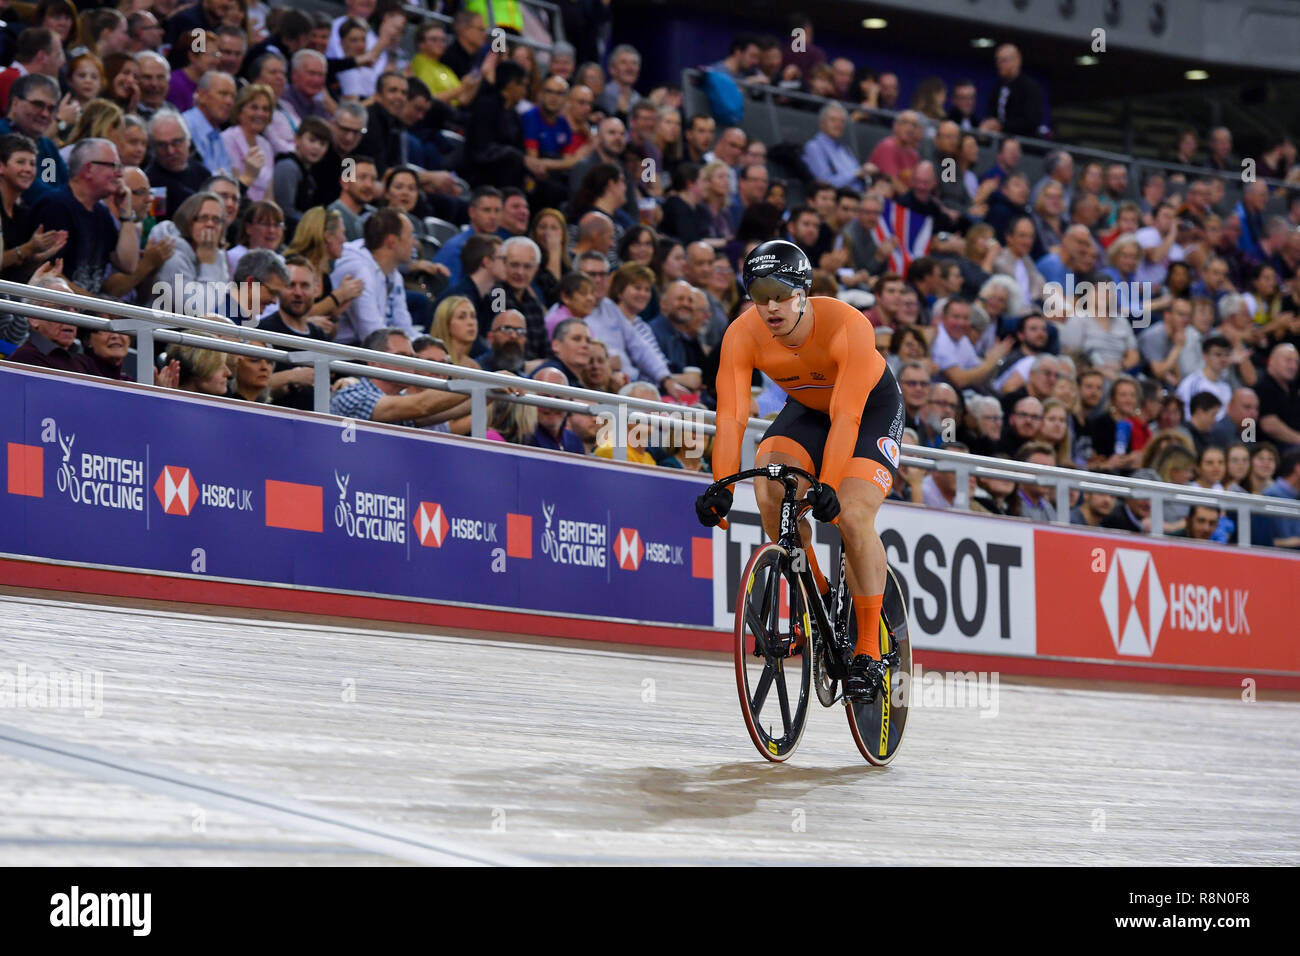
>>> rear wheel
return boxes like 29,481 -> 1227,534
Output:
844,565 -> 913,766
734,543 -> 812,762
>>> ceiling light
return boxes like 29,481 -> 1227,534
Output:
1075,55 -> 1099,66
862,18 -> 888,29
1184,69 -> 1209,81
971,37 -> 996,48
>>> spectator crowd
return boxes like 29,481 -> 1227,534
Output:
1,3 -> 1297,547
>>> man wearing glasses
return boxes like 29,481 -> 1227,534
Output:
0,74 -> 68,201
308,102 -> 368,207
931,297 -> 1013,390
30,138 -> 139,294
522,76 -> 583,204
477,310 -> 529,375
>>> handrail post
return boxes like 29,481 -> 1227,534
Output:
1237,506 -> 1251,547
952,461 -> 970,510
1149,494 -> 1165,536
1054,481 -> 1071,523
106,318 -> 158,385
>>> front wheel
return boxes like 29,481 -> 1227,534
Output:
734,543 -> 812,762
845,565 -> 913,766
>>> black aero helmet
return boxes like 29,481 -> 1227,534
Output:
742,239 -> 813,303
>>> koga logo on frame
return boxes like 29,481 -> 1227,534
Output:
540,501 -> 606,567
154,465 -> 254,516
334,471 -> 406,544
50,424 -> 144,511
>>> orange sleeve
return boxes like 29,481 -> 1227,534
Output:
820,317 -> 885,490
711,319 -> 758,483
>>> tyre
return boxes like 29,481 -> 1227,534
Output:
734,543 -> 812,762
844,565 -> 913,766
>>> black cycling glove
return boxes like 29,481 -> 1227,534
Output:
695,487 -> 733,527
807,483 -> 841,523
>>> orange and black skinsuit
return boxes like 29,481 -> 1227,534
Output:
713,296 -> 905,657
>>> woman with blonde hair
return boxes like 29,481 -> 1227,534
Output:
430,296 -> 483,369
58,98 -> 122,153
487,395 -> 538,445
285,206 -> 364,322
166,343 -> 232,396
1037,398 -> 1074,467
910,76 -> 947,121
220,83 -> 274,200
700,160 -> 735,242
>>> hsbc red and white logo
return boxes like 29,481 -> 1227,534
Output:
616,527 -> 683,572
154,466 -> 252,516
1100,548 -> 1252,658
1099,549 -> 1167,657
616,527 -> 644,570
414,502 -> 450,547
415,501 -> 498,548
154,466 -> 199,516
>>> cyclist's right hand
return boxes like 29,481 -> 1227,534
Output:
695,487 -> 733,527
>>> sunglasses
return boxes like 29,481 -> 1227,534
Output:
747,276 -> 799,304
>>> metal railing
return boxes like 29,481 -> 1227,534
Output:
3,279 -> 1299,548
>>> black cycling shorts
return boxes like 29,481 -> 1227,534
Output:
757,364 -> 905,494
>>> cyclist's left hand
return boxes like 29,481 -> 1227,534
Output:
807,484 -> 840,523
695,487 -> 732,527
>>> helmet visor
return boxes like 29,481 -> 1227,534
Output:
747,275 -> 801,304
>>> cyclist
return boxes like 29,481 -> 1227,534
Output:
695,240 -> 905,701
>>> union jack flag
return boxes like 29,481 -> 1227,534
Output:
871,199 -> 933,274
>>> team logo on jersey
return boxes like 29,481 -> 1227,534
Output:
877,436 -> 900,469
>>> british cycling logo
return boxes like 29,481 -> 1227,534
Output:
154,465 -> 254,517
49,423 -> 144,511
1099,548 -> 1250,657
333,470 -> 406,544
540,500 -> 606,567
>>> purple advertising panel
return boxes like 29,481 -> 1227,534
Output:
0,367 -> 715,627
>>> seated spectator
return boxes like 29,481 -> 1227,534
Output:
1170,504 -> 1222,541
649,280 -> 707,374
32,138 -> 139,295
326,155 -> 377,242
330,326 -> 469,426
226,201 -> 285,276
494,236 -> 551,360
1036,398 -> 1073,466
1182,391 -> 1225,456
980,137 -> 1023,187
229,249 -> 289,325
109,113 -> 148,171
993,215 -> 1046,308
586,261 -> 684,394
998,395 -> 1046,457
1223,441 -> 1253,493
168,342 -> 232,396
272,117 -> 332,232
802,102 -> 872,191
7,275 -> 94,373
660,162 -> 710,246
257,255 -> 333,409
465,61 -> 535,190
530,208 -> 571,303
410,21 -> 478,106
984,172 -> 1032,243
145,109 -> 210,217
0,74 -> 69,202
283,207 -> 364,330
961,394 -> 1005,457
0,133 -> 67,287
478,309 -> 529,375
542,271 -> 597,339
533,318 -> 592,388
430,295 -> 482,370
332,208 -> 417,345
867,110 -> 924,193
1070,491 -> 1116,527
931,297 -> 1012,390
1257,343 -> 1300,452
439,233 -> 502,345
1015,442 -> 1059,521
1189,444 -> 1227,493
1209,387 -> 1260,448
181,71 -> 236,178
918,382 -> 960,448
1175,334 -> 1234,419
1087,375 -> 1150,473
1060,288 -> 1139,380
594,381 -> 661,465
1263,448 -> 1300,547
530,365 -> 588,454
134,50 -> 170,121
432,186 -> 504,287
167,30 -> 219,112
151,190 -> 230,314
228,348 -> 273,403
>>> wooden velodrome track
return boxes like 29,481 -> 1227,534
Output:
1,589 -> 1297,866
